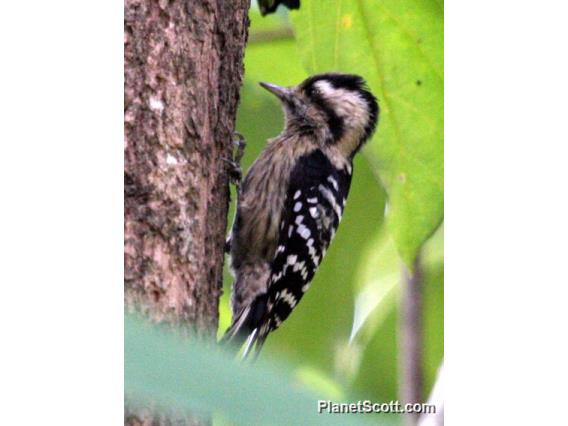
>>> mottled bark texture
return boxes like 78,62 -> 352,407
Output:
124,0 -> 249,337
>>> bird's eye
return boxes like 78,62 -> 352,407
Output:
308,86 -> 321,97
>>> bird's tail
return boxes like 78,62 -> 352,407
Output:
219,293 -> 271,361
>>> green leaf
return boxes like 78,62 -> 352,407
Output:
125,315 -> 398,426
350,233 -> 400,349
291,0 -> 444,265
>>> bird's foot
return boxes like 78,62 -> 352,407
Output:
223,131 -> 246,187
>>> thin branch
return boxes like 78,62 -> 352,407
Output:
400,253 -> 424,426
248,27 -> 294,44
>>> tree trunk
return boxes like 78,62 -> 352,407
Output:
124,0 -> 249,422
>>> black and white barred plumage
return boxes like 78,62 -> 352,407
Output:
262,151 -> 351,330
222,73 -> 379,358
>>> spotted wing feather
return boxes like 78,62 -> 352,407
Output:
245,150 -> 352,355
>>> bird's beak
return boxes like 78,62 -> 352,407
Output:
259,82 -> 291,101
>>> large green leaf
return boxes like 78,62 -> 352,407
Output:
291,0 -> 444,266
125,315 -> 400,426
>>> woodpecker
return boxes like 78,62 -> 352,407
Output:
257,0 -> 300,16
222,73 -> 379,358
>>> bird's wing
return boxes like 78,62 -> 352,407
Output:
244,149 -> 352,358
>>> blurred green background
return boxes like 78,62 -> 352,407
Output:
126,2 -> 443,425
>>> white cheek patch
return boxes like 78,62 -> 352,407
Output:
315,80 -> 368,131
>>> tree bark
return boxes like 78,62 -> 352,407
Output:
124,0 -> 249,334
124,0 -> 249,422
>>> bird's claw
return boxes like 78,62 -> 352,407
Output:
232,131 -> 246,164
224,131 -> 246,186
221,157 -> 242,185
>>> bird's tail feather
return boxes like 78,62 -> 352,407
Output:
219,293 -> 270,360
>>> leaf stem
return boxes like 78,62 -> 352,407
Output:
249,27 -> 294,44
400,253 -> 424,426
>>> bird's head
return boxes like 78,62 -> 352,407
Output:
260,73 -> 379,157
